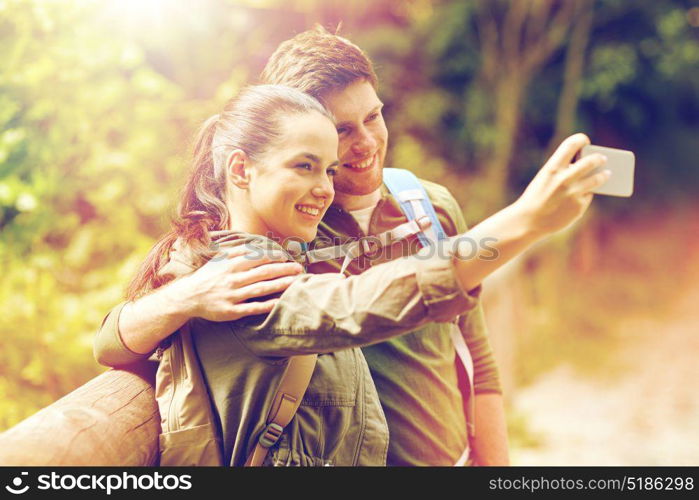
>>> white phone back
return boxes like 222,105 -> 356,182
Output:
581,145 -> 635,197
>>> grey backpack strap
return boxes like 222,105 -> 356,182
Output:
245,354 -> 318,467
304,218 -> 429,274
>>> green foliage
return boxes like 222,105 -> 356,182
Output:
1,0 -> 698,432
0,0 -> 182,428
0,0 -> 310,431
351,0 -> 699,214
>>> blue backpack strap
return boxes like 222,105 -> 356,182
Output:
383,168 -> 447,247
384,168 -> 477,445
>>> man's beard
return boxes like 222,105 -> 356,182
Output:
333,156 -> 384,196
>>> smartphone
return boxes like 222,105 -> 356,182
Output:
579,145 -> 635,197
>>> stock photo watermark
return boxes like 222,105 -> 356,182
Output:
206,233 -> 501,263
4,471 -> 192,496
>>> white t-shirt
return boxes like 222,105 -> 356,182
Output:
349,203 -> 378,235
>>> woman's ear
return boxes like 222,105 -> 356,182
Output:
226,149 -> 251,189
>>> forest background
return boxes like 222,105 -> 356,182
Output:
1,0 -> 698,464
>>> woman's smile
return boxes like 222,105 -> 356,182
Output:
295,203 -> 324,219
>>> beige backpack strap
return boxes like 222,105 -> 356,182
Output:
245,354 -> 317,467
449,321 -> 475,466
450,322 -> 475,437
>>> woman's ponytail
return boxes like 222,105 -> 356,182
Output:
125,115 -> 222,301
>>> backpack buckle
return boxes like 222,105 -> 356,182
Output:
258,423 -> 284,448
361,237 -> 382,257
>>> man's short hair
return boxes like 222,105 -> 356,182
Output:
260,25 -> 378,102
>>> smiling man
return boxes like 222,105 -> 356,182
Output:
260,26 -> 508,466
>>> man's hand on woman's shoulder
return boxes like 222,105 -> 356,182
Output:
96,245 -> 304,363
177,244 -> 304,322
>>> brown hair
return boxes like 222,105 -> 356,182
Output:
260,24 -> 378,102
126,85 -> 332,301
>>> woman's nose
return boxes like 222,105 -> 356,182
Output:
312,177 -> 334,200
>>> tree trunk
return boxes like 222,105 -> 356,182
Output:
483,75 -> 525,208
548,0 -> 594,152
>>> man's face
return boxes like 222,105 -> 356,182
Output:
322,79 -> 388,197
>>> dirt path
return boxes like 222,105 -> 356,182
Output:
511,281 -> 699,465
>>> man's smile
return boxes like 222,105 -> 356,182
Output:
343,152 -> 378,171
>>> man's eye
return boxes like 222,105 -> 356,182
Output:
327,168 -> 338,177
336,127 -> 348,135
365,113 -> 378,122
296,163 -> 312,170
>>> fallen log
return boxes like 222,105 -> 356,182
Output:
0,362 -> 159,466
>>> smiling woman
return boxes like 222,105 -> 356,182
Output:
123,85 -> 337,300
225,110 -> 339,243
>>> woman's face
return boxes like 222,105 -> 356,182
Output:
247,111 -> 339,243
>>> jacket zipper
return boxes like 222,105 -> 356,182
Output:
166,335 -> 183,433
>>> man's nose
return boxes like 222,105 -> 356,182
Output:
350,126 -> 377,156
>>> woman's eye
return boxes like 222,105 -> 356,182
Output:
336,127 -> 348,135
365,113 -> 378,123
327,168 -> 338,177
296,163 -> 312,170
